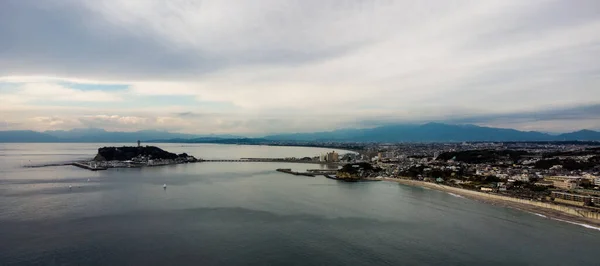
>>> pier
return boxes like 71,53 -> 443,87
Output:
24,162 -> 108,171
276,169 -> 316,177
23,162 -> 72,168
71,162 -> 108,171
306,169 -> 339,174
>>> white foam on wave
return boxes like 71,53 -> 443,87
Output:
525,211 -> 600,231
550,218 -> 600,231
447,192 -> 464,198
527,212 -> 547,218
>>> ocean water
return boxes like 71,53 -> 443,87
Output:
1,143 -> 599,265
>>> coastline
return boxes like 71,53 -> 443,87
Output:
383,178 -> 600,229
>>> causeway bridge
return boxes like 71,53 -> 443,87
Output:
200,158 -> 342,165
24,158 -> 343,171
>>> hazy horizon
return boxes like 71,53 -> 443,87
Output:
2,122 -> 599,138
1,1 -> 599,134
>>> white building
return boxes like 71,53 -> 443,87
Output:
319,153 -> 326,162
510,175 -> 530,182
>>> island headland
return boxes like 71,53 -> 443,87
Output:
72,145 -> 198,170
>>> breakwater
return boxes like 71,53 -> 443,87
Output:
306,169 -> 339,174
71,162 -> 108,171
276,168 -> 315,177
387,178 -> 600,223
23,162 -> 72,168
24,162 -> 107,171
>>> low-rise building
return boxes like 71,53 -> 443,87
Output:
510,175 -> 530,182
574,189 -> 600,197
534,181 -> 554,187
544,176 -> 581,190
551,191 -> 600,206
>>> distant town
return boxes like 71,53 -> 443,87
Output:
321,141 -> 600,210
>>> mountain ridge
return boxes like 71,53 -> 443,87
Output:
1,124 -> 599,143
263,123 -> 599,142
0,128 -> 241,143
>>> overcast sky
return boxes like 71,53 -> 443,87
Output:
1,0 -> 599,134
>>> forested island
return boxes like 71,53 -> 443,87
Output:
77,145 -> 199,170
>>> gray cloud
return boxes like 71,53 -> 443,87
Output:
0,1 -> 211,80
0,0 -> 366,81
445,104 -> 600,130
0,0 -> 599,133
460,0 -> 600,51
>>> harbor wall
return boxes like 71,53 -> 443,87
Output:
389,179 -> 600,221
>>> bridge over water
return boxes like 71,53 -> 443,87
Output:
200,158 -> 342,165
24,158 -> 343,171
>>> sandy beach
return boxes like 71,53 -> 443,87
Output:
384,178 -> 600,229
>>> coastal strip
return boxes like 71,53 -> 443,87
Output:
384,178 -> 600,227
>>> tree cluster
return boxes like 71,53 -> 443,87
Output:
97,146 -> 182,161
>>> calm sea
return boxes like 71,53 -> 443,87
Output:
1,143 -> 599,265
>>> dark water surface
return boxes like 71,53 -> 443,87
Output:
1,143 -> 599,265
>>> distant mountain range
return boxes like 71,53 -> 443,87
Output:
264,123 -> 600,142
0,128 -> 241,143
1,123 -> 599,143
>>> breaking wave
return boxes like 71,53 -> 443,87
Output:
550,218 -> 600,231
447,192 -> 465,198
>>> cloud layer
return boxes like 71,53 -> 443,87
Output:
1,0 -> 599,133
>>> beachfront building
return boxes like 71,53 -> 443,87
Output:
510,174 -> 531,182
318,151 -> 339,162
534,181 -> 554,187
551,191 -> 600,207
544,176 -> 581,190
326,151 -> 339,162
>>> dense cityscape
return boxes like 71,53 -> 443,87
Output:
313,141 -> 600,210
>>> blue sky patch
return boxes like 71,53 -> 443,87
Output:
58,82 -> 129,91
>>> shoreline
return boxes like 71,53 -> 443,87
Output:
25,159 -> 343,171
383,178 -> 600,229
